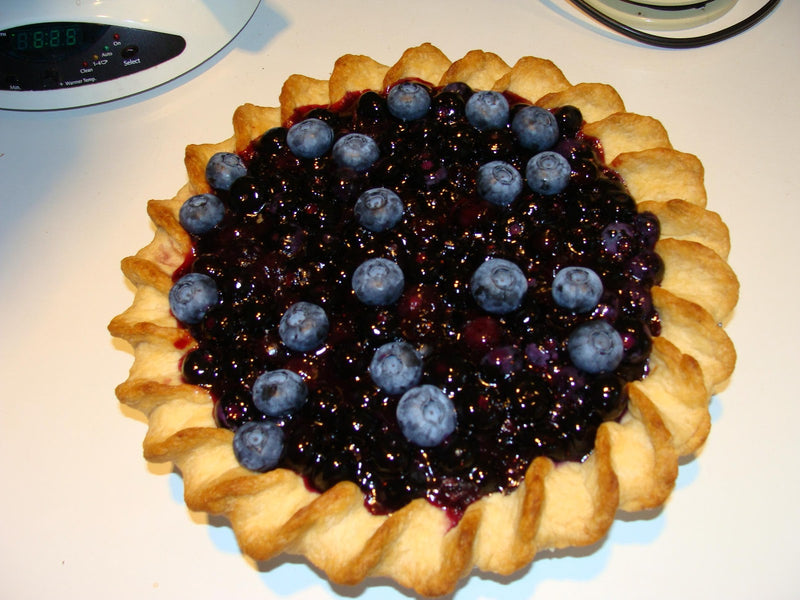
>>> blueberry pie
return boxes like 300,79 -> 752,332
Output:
109,44 -> 738,595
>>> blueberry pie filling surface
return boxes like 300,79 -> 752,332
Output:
110,44 -> 738,596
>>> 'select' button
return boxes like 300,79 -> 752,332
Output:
121,45 -> 139,59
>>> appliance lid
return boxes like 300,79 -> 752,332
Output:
0,0 -> 261,110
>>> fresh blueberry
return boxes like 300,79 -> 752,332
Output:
470,258 -> 527,314
396,385 -> 457,447
567,320 -> 624,374
332,133 -> 380,172
179,193 -> 226,235
354,187 -> 404,232
526,151 -> 571,195
476,161 -> 523,206
168,273 -> 219,325
465,91 -> 510,130
352,258 -> 404,306
552,266 -> 603,313
279,301 -> 329,352
252,369 -> 308,416
369,341 -> 423,394
387,82 -> 431,121
511,105 -> 559,151
286,118 -> 335,159
205,152 -> 247,191
232,420 -> 284,472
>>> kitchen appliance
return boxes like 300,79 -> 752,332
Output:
0,0 -> 261,110
569,0 -> 780,47
578,0 -> 739,31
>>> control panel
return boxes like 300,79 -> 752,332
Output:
0,21 -> 185,92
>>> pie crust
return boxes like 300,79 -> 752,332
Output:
108,43 -> 738,596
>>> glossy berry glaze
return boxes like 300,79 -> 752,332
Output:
175,82 -> 663,523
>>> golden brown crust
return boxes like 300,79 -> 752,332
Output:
439,49 -> 510,90
279,74 -> 329,125
639,198 -> 731,259
109,43 -> 738,595
537,82 -> 625,124
329,54 -> 390,104
653,287 -> 736,392
382,42 -> 453,89
492,56 -> 571,104
584,113 -> 672,163
612,147 -> 708,207
657,237 -> 739,324
634,337 -> 710,456
606,385 -> 678,511
232,104 -> 281,152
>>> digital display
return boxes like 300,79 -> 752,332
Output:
1,22 -> 108,61
12,24 -> 83,51
0,20 -> 187,96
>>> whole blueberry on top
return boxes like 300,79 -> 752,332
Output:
387,82 -> 431,121
286,118 -> 335,159
352,258 -> 405,306
511,105 -> 559,151
205,152 -> 247,191
279,301 -> 329,352
465,91 -> 510,130
476,161 -> 523,206
396,385 -> 457,447
252,369 -> 308,416
179,193 -> 226,236
369,341 -> 423,395
332,133 -> 380,172
470,258 -> 528,314
567,320 -> 624,374
526,151 -> 571,195
233,420 -> 284,472
354,187 -> 404,232
552,266 -> 604,313
169,272 -> 219,325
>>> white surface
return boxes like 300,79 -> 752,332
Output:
0,0 -> 261,110
1,0 -> 798,598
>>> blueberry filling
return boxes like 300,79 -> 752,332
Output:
173,82 -> 662,522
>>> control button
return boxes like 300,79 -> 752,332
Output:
42,68 -> 60,89
121,45 -> 139,59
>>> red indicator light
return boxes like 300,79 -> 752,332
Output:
113,33 -> 120,41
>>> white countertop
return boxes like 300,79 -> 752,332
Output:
2,1 -> 799,598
